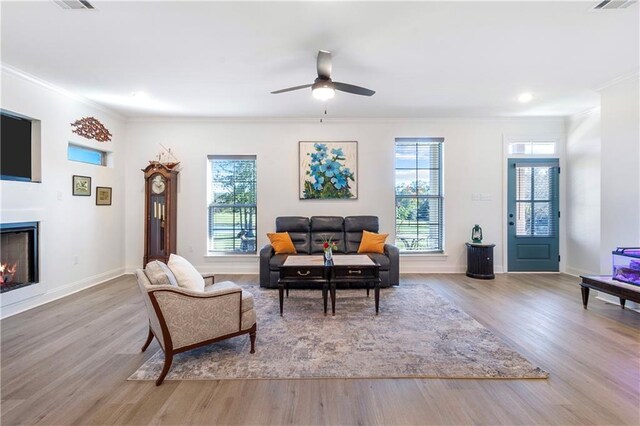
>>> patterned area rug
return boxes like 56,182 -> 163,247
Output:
129,283 -> 548,381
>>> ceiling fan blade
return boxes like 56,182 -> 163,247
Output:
317,50 -> 332,79
333,82 -> 376,96
270,84 -> 313,94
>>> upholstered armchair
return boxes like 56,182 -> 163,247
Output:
135,270 -> 257,385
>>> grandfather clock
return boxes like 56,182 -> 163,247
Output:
143,164 -> 178,265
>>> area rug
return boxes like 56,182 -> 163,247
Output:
129,283 -> 548,381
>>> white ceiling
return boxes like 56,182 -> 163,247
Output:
1,1 -> 638,118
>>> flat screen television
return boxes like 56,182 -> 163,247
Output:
1,111 -> 33,181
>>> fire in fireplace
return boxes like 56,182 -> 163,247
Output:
0,222 -> 39,293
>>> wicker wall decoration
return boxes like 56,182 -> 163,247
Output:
70,117 -> 113,142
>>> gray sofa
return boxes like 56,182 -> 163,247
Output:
260,216 -> 399,288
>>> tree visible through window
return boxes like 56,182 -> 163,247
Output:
208,156 -> 257,253
395,138 -> 444,252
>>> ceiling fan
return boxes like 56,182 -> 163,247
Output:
271,50 -> 375,101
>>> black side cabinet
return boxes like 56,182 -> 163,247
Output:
465,242 -> 496,279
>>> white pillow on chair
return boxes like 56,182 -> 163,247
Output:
167,254 -> 205,292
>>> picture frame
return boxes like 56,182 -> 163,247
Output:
72,175 -> 91,196
95,186 -> 112,206
299,141 -> 358,200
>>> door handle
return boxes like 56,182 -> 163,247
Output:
297,270 -> 311,276
509,222 -> 514,226
348,270 -> 362,275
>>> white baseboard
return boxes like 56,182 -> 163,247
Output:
564,266 -> 599,278
564,267 -> 640,313
0,267 -> 125,319
596,292 -> 640,313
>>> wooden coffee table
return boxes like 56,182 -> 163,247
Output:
278,254 -> 381,316
328,255 -> 381,315
579,275 -> 640,309
278,256 -> 330,316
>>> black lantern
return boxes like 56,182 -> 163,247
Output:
471,224 -> 483,243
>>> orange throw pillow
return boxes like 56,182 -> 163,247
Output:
267,232 -> 297,254
357,230 -> 388,254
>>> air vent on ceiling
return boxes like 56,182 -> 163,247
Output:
54,0 -> 95,10
593,0 -> 637,9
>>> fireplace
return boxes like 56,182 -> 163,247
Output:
0,222 -> 39,293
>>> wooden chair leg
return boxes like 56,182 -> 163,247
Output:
249,330 -> 256,354
156,351 -> 173,386
141,328 -> 154,352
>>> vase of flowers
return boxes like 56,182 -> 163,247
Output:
322,235 -> 338,261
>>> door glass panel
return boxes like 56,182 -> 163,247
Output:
533,202 -> 551,236
516,202 -> 532,236
533,167 -> 551,200
531,143 -> 555,155
516,167 -> 532,200
509,142 -> 529,155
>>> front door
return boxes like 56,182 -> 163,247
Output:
507,158 -> 559,272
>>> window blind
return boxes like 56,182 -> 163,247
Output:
207,156 -> 257,253
395,138 -> 444,252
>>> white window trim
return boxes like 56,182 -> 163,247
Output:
394,137 -> 445,253
206,154 -> 258,255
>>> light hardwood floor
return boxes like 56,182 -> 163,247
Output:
1,273 -> 639,425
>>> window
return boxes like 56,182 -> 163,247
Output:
508,140 -> 556,155
395,138 -> 444,252
514,163 -> 557,237
207,155 -> 257,253
68,144 -> 106,166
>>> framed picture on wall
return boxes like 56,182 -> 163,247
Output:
72,175 -> 91,196
95,186 -> 112,206
299,141 -> 358,200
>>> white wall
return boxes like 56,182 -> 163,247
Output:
599,76 -> 640,274
597,76 -> 640,310
123,118 -> 565,274
565,108 -> 601,276
0,68 -> 126,318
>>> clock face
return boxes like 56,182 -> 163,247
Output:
151,175 -> 166,194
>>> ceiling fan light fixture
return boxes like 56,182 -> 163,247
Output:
312,85 -> 335,101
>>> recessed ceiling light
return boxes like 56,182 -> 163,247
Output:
518,92 -> 534,103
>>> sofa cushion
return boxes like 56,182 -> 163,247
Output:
144,260 -> 178,286
267,232 -> 297,254
310,216 -> 345,253
344,216 -> 379,253
366,253 -> 390,270
276,217 -> 310,254
358,230 -> 388,254
269,254 -> 290,270
168,254 -> 205,292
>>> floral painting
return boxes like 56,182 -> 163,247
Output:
299,141 -> 357,199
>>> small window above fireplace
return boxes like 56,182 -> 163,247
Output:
0,110 -> 42,183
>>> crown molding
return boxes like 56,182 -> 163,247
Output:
594,68 -> 640,92
125,115 -> 566,125
568,106 -> 601,119
1,63 -> 125,121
